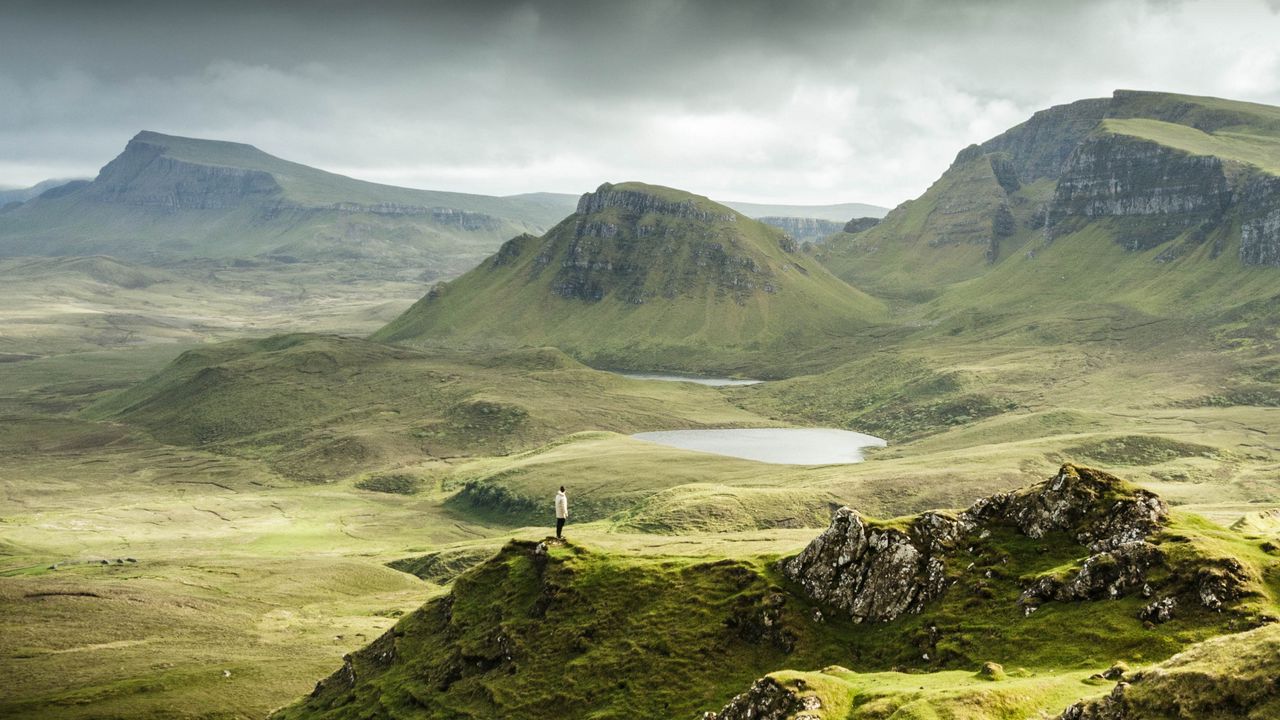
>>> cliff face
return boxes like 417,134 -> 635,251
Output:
1238,172 -> 1280,266
821,91 -> 1280,295
755,216 -> 844,243
780,464 -> 1239,624
574,182 -> 737,223
956,97 -> 1112,183
1048,133 -> 1234,250
1046,131 -> 1280,264
521,182 -> 785,305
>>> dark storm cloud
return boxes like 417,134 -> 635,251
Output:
3,0 -> 1279,204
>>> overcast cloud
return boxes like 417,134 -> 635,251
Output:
3,0 -> 1279,206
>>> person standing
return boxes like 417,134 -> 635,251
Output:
554,486 -> 568,539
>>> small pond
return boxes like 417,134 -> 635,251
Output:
615,371 -> 762,387
632,428 -> 887,465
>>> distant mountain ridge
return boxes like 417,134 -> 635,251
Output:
0,178 -> 86,207
0,131 -> 577,276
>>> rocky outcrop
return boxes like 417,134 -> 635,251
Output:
575,182 -> 737,223
842,216 -> 882,234
519,184 -> 785,304
782,465 -> 1171,623
703,677 -> 817,720
1048,133 -> 1233,249
781,507 -> 956,623
1020,540 -> 1163,610
1238,171 -> 1280,266
955,97 -> 1111,183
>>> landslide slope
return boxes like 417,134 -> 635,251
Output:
818,90 -> 1280,310
374,182 -> 885,373
272,465 -> 1278,720
0,131 -> 575,275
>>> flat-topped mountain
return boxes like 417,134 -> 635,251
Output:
373,181 -> 885,372
819,90 -> 1280,306
0,131 -> 576,275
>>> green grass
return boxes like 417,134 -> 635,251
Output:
81,334 -> 775,482
1102,118 -> 1280,175
273,497 -> 1276,720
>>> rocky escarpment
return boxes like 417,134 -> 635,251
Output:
575,182 -> 737,223
703,677 -> 822,720
781,464 -> 1236,624
87,137 -> 282,209
842,216 -> 881,234
1047,133 -> 1234,250
1238,171 -> 1280,266
522,182 -> 789,304
956,97 -> 1112,183
756,216 -> 844,243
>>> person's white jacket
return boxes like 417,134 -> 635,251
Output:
555,491 -> 568,519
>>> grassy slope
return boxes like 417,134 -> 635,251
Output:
1103,118 -> 1280,175
816,153 -> 1023,302
272,485 -> 1279,720
82,334 -> 775,482
1061,622 -> 1280,718
0,255 -> 428,358
374,182 -> 886,374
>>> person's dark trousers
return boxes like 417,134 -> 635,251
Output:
556,518 -> 565,538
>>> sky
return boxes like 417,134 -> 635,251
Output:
3,0 -> 1280,207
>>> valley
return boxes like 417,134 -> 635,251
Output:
2,88 -> 1280,719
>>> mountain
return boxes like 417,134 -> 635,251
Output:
373,181 -> 886,373
818,90 -> 1280,305
0,178 -> 86,208
0,131 -> 576,277
271,465 -> 1271,719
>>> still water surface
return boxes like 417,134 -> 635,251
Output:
616,371 -> 762,387
632,428 -> 886,465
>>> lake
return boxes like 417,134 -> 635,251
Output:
632,428 -> 887,465
616,371 -> 762,387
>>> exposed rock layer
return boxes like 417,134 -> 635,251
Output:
782,464 -> 1173,623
